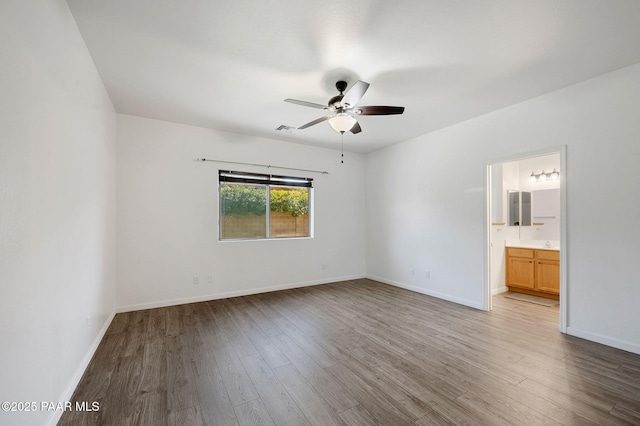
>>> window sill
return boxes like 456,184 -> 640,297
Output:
218,236 -> 314,243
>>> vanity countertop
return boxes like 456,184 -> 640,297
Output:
505,241 -> 560,251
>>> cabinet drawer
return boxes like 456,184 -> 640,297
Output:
537,250 -> 559,261
506,247 -> 534,258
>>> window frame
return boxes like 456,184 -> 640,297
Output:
218,170 -> 313,241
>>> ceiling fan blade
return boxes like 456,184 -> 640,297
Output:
353,105 -> 405,115
350,121 -> 362,134
297,115 -> 331,129
284,99 -> 329,110
340,80 -> 370,108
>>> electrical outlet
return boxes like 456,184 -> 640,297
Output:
207,274 -> 214,284
86,315 -> 91,331
425,271 -> 431,279
410,268 -> 414,275
193,276 -> 200,285
321,263 -> 327,270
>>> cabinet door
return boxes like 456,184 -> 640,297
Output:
506,257 -> 535,290
536,260 -> 560,294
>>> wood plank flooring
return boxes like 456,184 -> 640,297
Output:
59,279 -> 640,425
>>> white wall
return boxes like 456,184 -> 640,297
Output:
0,1 -> 117,425
531,189 -> 560,241
489,161 -> 520,293
366,63 -> 640,353
490,224 -> 518,294
116,114 -> 366,311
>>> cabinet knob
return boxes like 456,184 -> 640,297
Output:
529,261 -> 532,263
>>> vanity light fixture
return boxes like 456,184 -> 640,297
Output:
529,169 -> 560,183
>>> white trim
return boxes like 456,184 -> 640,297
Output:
484,146 -> 565,165
46,310 -> 116,426
492,286 -> 509,295
484,162 -> 491,311
366,275 -> 485,310
116,275 -> 366,313
558,146 -> 568,333
567,327 -> 640,356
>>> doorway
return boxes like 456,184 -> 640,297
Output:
485,147 -> 567,332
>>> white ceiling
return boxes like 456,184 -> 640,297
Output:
66,0 -> 640,153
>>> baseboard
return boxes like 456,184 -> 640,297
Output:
366,275 -> 484,310
492,286 -> 508,295
566,327 -> 640,356
117,275 -> 366,313
47,310 -> 116,426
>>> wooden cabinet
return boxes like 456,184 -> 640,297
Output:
506,248 -> 535,290
506,247 -> 559,299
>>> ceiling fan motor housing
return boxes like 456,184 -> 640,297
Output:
329,81 -> 348,108
328,95 -> 344,108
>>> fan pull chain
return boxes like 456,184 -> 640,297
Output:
341,132 -> 344,164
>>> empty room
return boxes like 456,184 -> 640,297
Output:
2,1 -> 640,425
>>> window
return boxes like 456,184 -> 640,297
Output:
219,170 -> 312,240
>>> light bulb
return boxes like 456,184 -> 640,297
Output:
539,171 -> 547,182
529,172 -> 536,183
550,169 -> 559,180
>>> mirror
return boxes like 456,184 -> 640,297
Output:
521,191 -> 531,226
507,190 -> 531,226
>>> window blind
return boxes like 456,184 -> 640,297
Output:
219,170 -> 313,188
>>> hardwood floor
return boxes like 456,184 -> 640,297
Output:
59,279 -> 640,425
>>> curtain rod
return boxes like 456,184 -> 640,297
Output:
196,158 -> 329,175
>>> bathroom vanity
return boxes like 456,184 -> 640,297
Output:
505,244 -> 560,300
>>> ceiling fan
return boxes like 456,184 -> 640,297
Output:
284,80 -> 405,134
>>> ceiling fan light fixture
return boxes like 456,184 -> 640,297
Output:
328,113 -> 357,133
